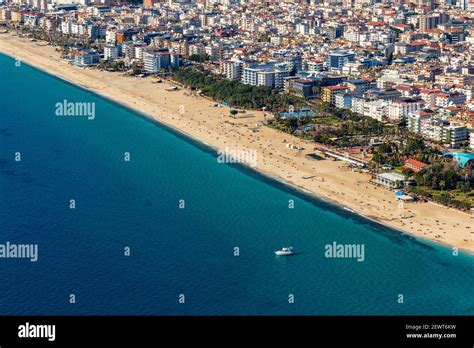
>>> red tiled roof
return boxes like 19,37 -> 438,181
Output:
323,85 -> 348,91
393,24 -> 410,28
395,85 -> 411,91
442,106 -> 464,111
403,159 -> 427,172
409,41 -> 427,46
367,21 -> 386,26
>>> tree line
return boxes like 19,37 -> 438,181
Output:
172,67 -> 305,111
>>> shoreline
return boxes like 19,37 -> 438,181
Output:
1,34 -> 473,255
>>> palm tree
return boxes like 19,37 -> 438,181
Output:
439,180 -> 446,191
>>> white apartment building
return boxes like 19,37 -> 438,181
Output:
306,60 -> 324,72
435,92 -> 466,108
275,23 -> 288,35
241,64 -> 291,89
189,43 -> 205,56
205,46 -> 219,61
61,21 -> 72,35
387,98 -> 424,122
270,36 -> 282,45
40,17 -> 56,31
470,130 -> 474,150
362,100 -> 389,122
240,16 -> 259,32
221,59 -> 243,81
143,49 -> 171,73
443,126 -> 468,148
106,28 -> 117,44
134,44 -> 147,61
460,87 -> 473,101
379,32 -> 396,44
296,23 -> 309,36
343,28 -> 361,43
351,97 -> 365,115
407,110 -> 434,134
377,70 -> 407,89
23,13 -> 41,27
71,22 -> 86,36
419,89 -> 439,109
420,118 -> 448,142
342,61 -> 365,75
104,45 -> 119,61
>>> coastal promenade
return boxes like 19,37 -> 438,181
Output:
1,33 -> 473,254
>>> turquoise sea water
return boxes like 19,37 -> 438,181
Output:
0,53 -> 473,315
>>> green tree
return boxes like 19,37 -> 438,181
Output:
387,52 -> 394,65
189,54 -> 209,63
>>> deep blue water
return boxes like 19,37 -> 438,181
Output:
0,53 -> 473,315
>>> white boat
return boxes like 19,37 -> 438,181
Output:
275,247 -> 294,256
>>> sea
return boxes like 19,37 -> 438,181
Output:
0,53 -> 473,315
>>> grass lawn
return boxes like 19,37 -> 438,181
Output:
313,116 -> 341,126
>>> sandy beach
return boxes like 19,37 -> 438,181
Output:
1,33 -> 473,254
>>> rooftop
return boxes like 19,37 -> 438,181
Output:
376,172 -> 406,182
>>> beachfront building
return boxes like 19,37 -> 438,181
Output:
23,12 -> 42,27
241,63 -> 292,89
122,42 -> 147,61
73,50 -> 99,66
134,45 -> 147,61
372,172 -> 406,189
221,59 -> 243,81
143,48 -> 179,73
104,45 -> 119,61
